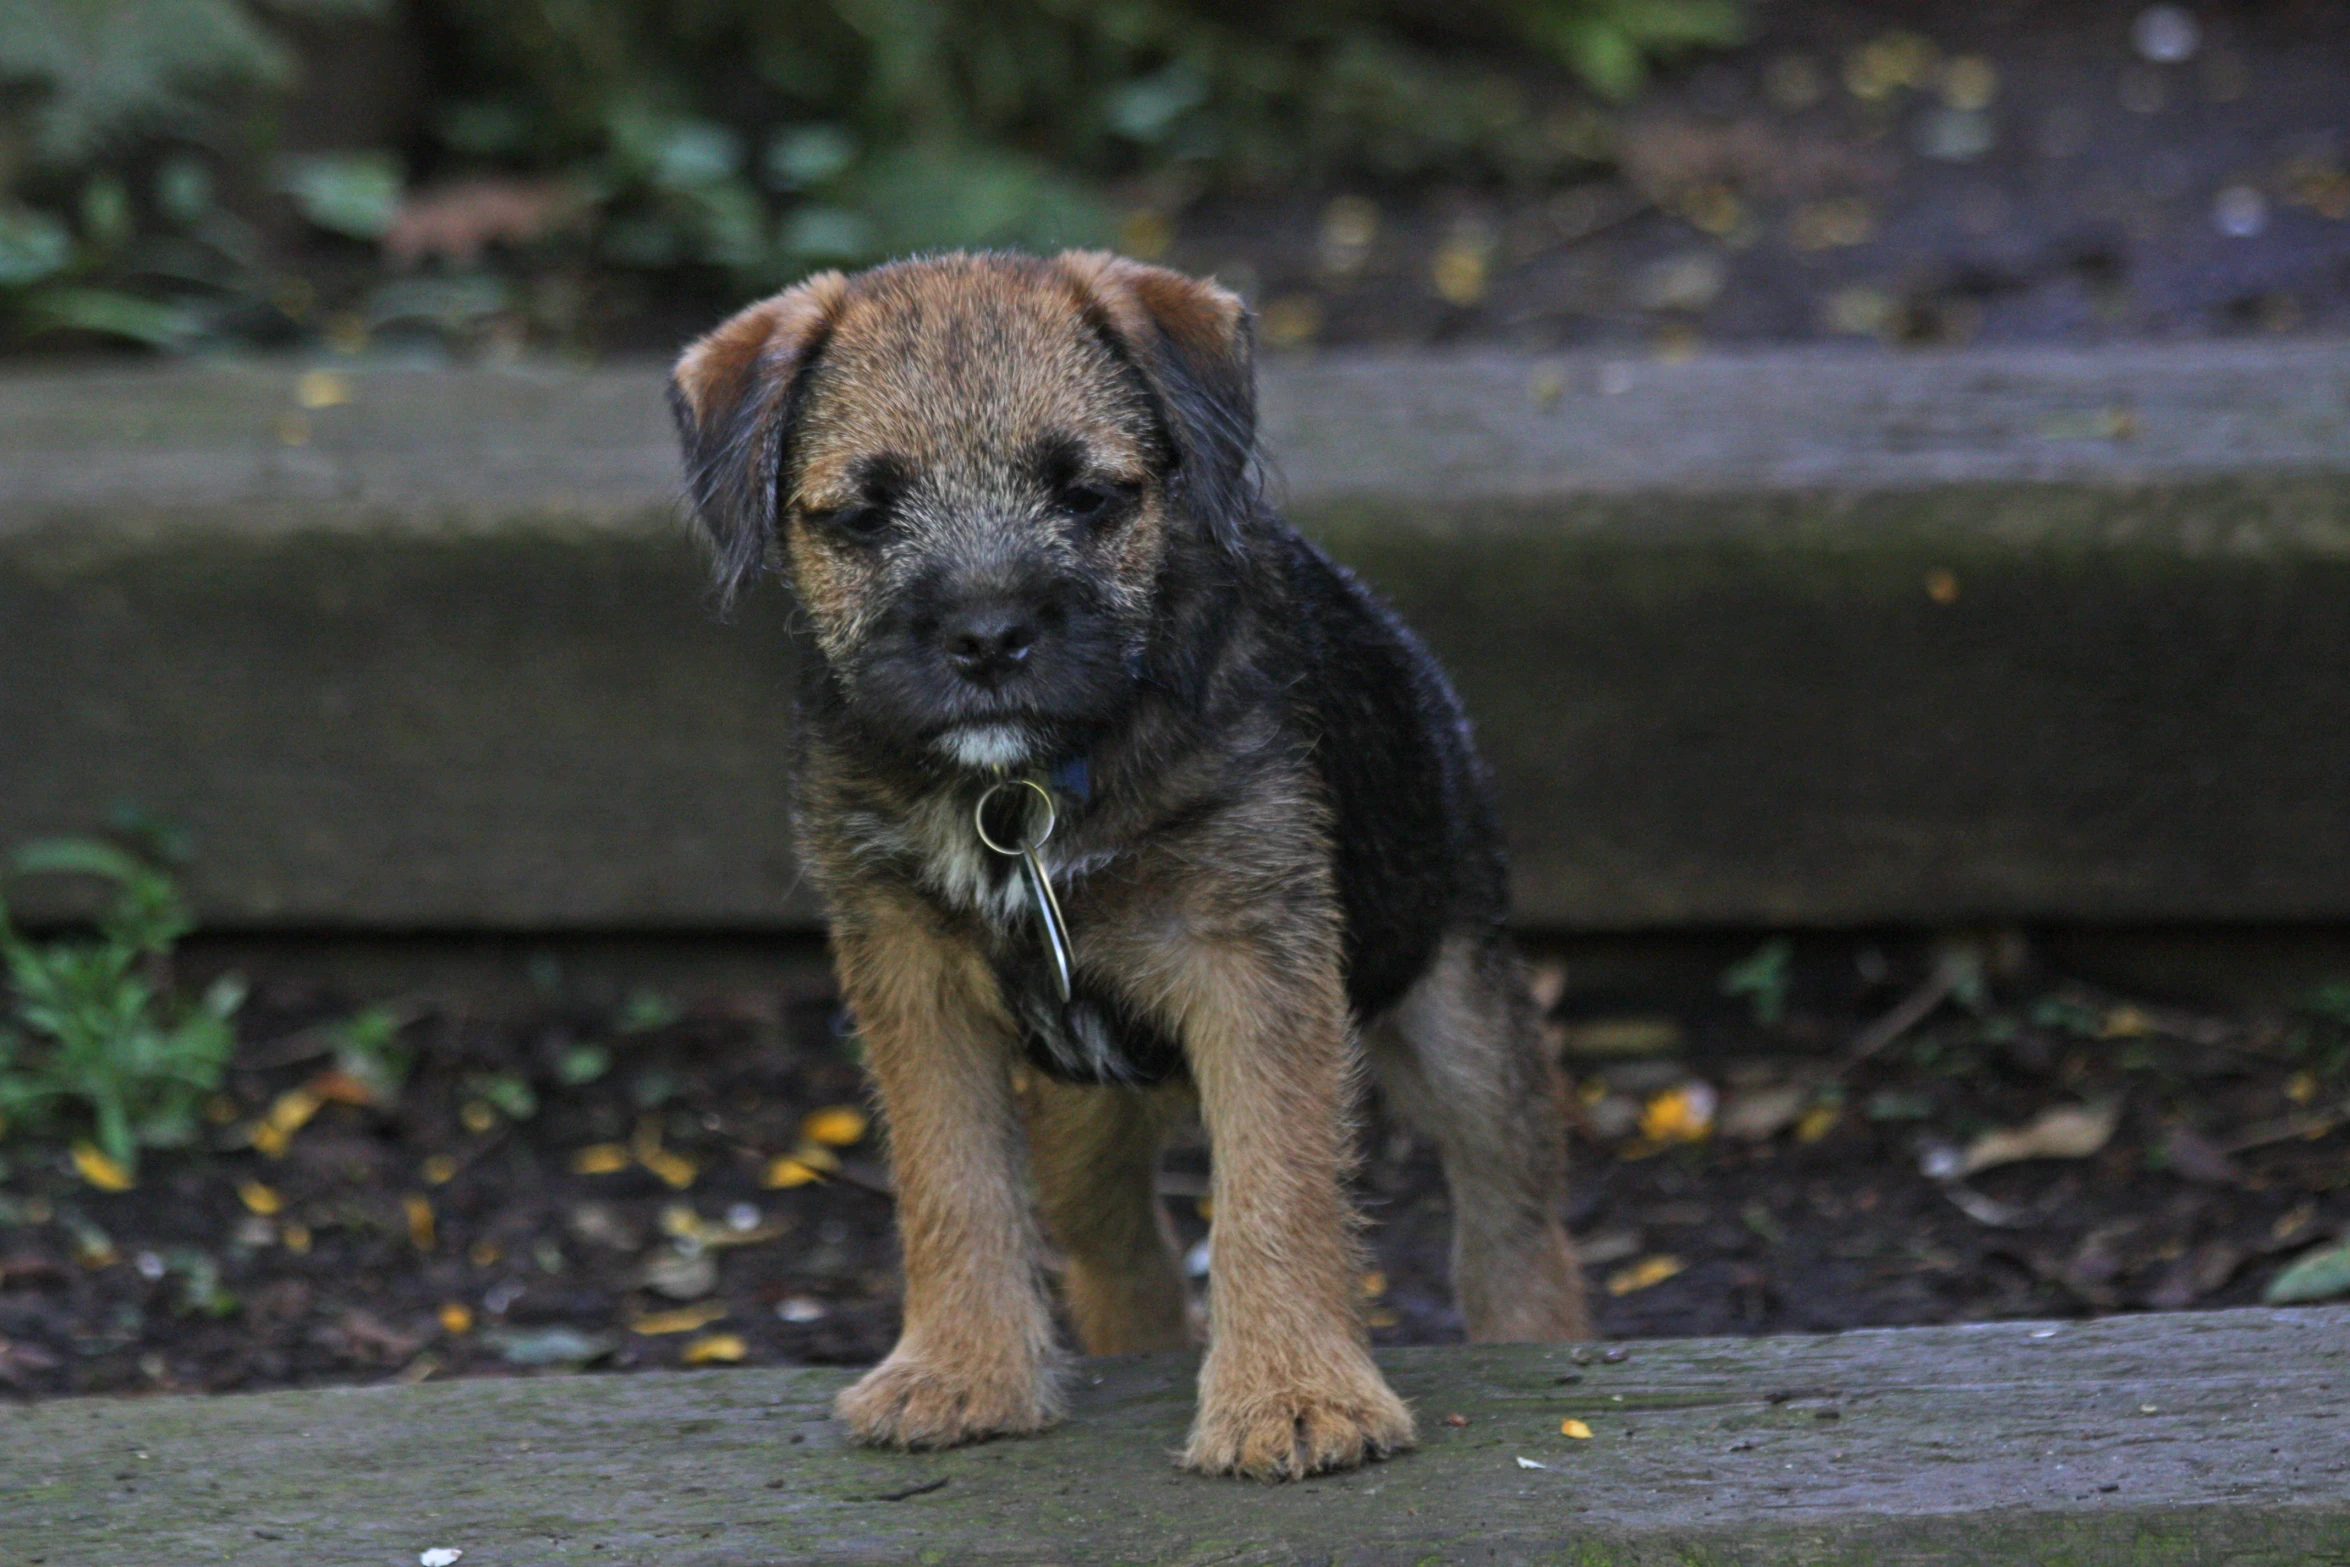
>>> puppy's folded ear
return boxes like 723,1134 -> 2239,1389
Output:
1059,251 -> 1258,549
669,272 -> 849,604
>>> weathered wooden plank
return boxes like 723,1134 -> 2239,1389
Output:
6,345 -> 2350,930
7,1308 -> 2347,1565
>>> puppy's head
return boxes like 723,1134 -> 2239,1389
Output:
671,251 -> 1256,773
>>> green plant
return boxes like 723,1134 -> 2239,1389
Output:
327,1003 -> 414,1105
1720,937 -> 1792,1027
0,837 -> 242,1173
4,0 -> 1744,351
0,0 -> 390,346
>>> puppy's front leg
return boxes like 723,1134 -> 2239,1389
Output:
1172,942 -> 1415,1479
831,888 -> 1063,1448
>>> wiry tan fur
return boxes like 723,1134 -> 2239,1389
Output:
672,251 -> 1585,1483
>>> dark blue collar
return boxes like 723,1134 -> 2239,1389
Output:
1045,751 -> 1092,805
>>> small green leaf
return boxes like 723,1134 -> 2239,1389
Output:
0,205 -> 74,287
555,1043 -> 611,1087
2266,1242 -> 2350,1306
277,152 -> 404,240
467,1071 -> 538,1121
1721,938 -> 1794,1027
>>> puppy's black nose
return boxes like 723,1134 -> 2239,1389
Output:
940,602 -> 1038,685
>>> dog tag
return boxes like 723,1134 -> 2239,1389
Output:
974,776 -> 1075,1003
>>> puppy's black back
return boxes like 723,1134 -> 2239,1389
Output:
1274,532 -> 1511,1022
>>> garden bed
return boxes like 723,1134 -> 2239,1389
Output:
4,931 -> 2346,1401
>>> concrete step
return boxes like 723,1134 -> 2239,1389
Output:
8,1307 -> 2346,1564
7,341 -> 2350,930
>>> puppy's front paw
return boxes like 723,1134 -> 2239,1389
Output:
1181,1357 -> 1416,1481
835,1348 -> 1062,1450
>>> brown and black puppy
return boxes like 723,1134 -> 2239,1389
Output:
669,251 -> 1587,1481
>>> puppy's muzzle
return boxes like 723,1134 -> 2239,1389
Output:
932,592 -> 1070,689
939,598 -> 1040,687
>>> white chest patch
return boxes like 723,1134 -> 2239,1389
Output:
842,792 -> 1099,929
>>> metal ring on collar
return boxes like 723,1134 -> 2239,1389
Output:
973,776 -> 1056,857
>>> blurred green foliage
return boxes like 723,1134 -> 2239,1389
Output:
0,0 -> 1741,350
0,837 -> 243,1173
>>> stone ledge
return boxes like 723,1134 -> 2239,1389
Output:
8,1307 -> 2347,1565
7,344 -> 2350,929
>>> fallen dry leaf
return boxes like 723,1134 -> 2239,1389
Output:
1793,1104 -> 1842,1144
237,1181 -> 283,1215
1957,1101 -> 2120,1176
437,1302 -> 474,1336
640,1149 -> 698,1190
308,1068 -> 376,1106
1720,1085 -> 1807,1141
632,1302 -> 728,1336
570,1143 -> 630,1175
70,1142 -> 134,1192
382,177 -> 584,268
1561,1418 -> 1593,1439
1638,1083 -> 1716,1145
403,1194 -> 436,1251
1606,1254 -> 1686,1296
802,1106 -> 870,1147
1559,1017 -> 1684,1059
682,1332 -> 748,1365
764,1156 -> 822,1189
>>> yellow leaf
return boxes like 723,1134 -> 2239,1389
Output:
71,1142 -> 134,1192
295,368 -> 352,409
266,1085 -> 324,1135
570,1143 -> 631,1175
789,1141 -> 841,1173
633,1302 -> 728,1336
1561,1419 -> 1593,1439
1794,1104 -> 1842,1144
2288,1072 -> 2319,1107
422,1154 -> 458,1185
404,1193 -> 436,1251
237,1180 -> 283,1216
682,1333 -> 747,1365
763,1155 -> 823,1189
438,1302 -> 474,1335
281,1222 -> 312,1254
801,1106 -> 870,1147
1638,1085 -> 1716,1145
249,1121 -> 290,1158
641,1149 -> 699,1190
459,1100 -> 497,1134
1605,1254 -> 1686,1297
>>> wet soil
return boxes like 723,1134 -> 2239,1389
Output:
2,933 -> 2344,1400
1154,0 -> 2350,354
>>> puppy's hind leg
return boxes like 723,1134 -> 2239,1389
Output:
1369,930 -> 1590,1342
1024,1079 -> 1194,1355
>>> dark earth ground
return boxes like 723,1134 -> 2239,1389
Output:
4,931 -> 2346,1401
1156,0 -> 2350,354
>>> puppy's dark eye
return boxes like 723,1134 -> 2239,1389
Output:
1060,482 -> 1136,530
808,503 -> 891,542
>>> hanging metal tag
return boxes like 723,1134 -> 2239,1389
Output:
974,775 -> 1075,1003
